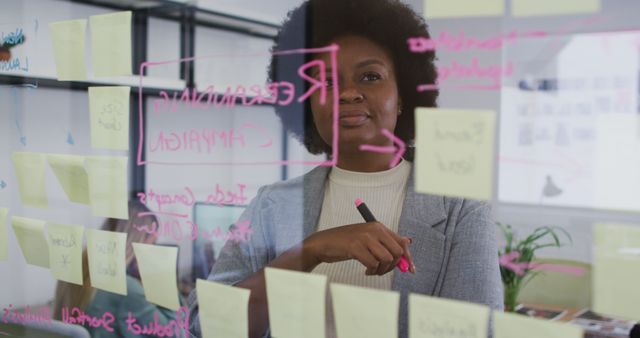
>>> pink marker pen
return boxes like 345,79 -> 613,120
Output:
355,198 -> 412,273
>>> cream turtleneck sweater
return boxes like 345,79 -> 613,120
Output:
311,159 -> 411,288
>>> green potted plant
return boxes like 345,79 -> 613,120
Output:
497,223 -> 572,312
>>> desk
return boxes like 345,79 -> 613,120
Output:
521,304 -> 636,338
521,303 -> 580,321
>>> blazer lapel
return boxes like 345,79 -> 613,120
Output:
394,167 -> 448,338
393,167 -> 448,294
302,166 -> 330,238
269,166 -> 329,256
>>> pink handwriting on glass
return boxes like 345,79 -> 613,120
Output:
137,184 -> 248,211
2,304 -> 52,326
60,307 -> 115,332
499,251 -> 586,277
138,45 -> 340,167
408,30 -> 546,91
153,82 -> 294,112
148,123 -> 273,153
133,218 -> 253,243
431,58 -> 514,91
407,30 -> 547,53
359,128 -> 406,168
60,306 -> 189,337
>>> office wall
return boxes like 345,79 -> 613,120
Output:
0,87 -> 106,307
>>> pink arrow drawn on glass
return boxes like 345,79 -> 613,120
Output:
359,128 -> 406,168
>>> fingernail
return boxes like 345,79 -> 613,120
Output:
411,264 -> 417,274
408,237 -> 413,244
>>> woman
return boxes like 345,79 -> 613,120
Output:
189,0 -> 503,337
53,201 -> 181,338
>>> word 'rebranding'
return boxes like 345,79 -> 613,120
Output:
152,59 -> 329,113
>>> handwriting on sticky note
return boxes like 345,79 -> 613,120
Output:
512,0 -> 600,17
87,229 -> 127,295
0,208 -> 9,261
48,223 -> 84,285
90,11 -> 132,77
197,279 -> 250,338
89,86 -> 130,150
12,152 -> 48,208
265,268 -> 327,338
331,283 -> 400,338
85,156 -> 129,220
593,223 -> 640,321
424,0 -> 504,19
415,108 -> 496,200
494,312 -> 582,338
11,216 -> 49,268
49,19 -> 87,81
132,243 -> 180,310
133,213 -> 252,243
409,294 -> 489,338
126,305 -> 190,336
47,154 -> 90,205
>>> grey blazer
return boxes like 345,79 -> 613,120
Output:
188,165 -> 504,338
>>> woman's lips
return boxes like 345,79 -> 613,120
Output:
339,112 -> 369,127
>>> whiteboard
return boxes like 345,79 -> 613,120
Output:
499,31 -> 640,212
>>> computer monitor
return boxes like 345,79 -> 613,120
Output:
192,202 -> 246,281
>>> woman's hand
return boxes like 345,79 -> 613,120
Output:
304,221 -> 415,275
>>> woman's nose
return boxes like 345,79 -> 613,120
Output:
339,82 -> 364,103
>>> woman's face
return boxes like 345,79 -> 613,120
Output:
310,35 -> 401,154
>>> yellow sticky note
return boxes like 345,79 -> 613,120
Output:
424,0 -> 504,18
0,208 -> 9,261
494,311 -> 582,338
48,223 -> 84,285
593,223 -> 640,320
12,152 -> 48,208
415,108 -> 496,200
132,243 -> 180,310
409,294 -> 489,338
512,0 -> 600,17
90,11 -> 132,77
88,86 -> 130,150
85,156 -> 129,220
87,229 -> 127,295
11,216 -> 49,268
49,19 -> 88,81
47,154 -> 90,205
197,279 -> 250,338
331,283 -> 399,338
265,268 -> 327,338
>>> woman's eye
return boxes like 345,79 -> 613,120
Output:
362,72 -> 382,82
